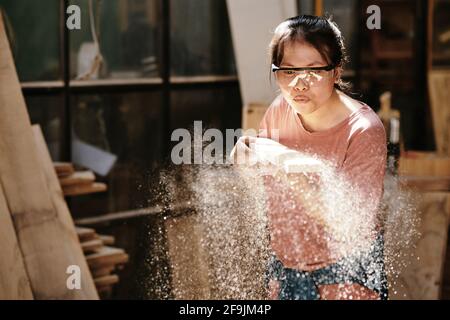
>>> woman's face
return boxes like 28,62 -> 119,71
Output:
276,41 -> 339,115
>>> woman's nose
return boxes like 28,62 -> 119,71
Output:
288,75 -> 308,91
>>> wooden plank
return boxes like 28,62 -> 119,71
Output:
91,266 -> 115,278
315,0 -> 323,16
81,239 -> 104,253
86,247 -> 129,269
0,185 -> 34,299
32,126 -> 99,299
98,234 -> 115,246
390,192 -> 450,300
59,171 -> 95,187
399,176 -> 450,192
428,70 -> 450,155
399,152 -> 450,176
94,274 -> 119,287
75,205 -> 164,225
62,182 -> 107,196
76,226 -> 98,242
54,162 -> 75,177
0,12 -> 97,299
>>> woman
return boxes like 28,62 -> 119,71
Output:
233,15 -> 388,300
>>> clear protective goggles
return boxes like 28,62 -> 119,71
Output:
272,64 -> 335,87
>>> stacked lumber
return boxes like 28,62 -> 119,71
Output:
399,151 -> 450,176
54,163 -> 107,196
0,11 -> 98,299
76,227 -> 129,298
428,70 -> 450,155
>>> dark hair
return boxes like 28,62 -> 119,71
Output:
269,15 -> 352,95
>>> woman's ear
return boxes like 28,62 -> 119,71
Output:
334,66 -> 343,83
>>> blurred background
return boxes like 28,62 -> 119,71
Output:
1,0 -> 450,299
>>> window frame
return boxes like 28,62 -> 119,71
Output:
20,0 -> 239,162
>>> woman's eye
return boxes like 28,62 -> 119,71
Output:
310,70 -> 326,78
282,70 -> 296,76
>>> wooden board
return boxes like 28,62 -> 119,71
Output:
91,266 -> 115,278
399,152 -> 450,176
98,234 -> 115,246
86,246 -> 129,269
76,226 -> 97,242
32,126 -> 100,299
0,13 -> 97,299
81,239 -> 104,253
54,162 -> 75,177
63,182 -> 107,196
0,185 -> 34,299
94,274 -> 119,287
399,176 -> 450,192
390,192 -> 450,300
428,70 -> 450,155
59,171 -> 95,187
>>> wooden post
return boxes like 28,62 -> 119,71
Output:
315,0 -> 323,16
0,12 -> 98,299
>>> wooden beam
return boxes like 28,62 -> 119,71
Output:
315,0 -> 323,16
32,126 -> 100,299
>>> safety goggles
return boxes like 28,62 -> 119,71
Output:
272,64 -> 335,87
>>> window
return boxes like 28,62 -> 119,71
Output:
2,0 -> 61,81
2,0 -> 241,216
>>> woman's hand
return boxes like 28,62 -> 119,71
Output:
229,136 -> 259,165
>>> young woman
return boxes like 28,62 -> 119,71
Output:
233,15 -> 388,300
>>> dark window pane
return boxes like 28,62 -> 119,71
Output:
25,94 -> 65,161
170,85 -> 242,137
358,0 -> 429,150
170,0 -> 236,76
1,0 -> 61,81
70,92 -> 163,216
432,0 -> 450,67
323,0 -> 357,71
298,0 -> 314,14
69,0 -> 161,80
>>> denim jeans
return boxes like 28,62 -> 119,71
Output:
267,234 -> 389,300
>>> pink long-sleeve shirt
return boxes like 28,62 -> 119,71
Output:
259,94 -> 387,269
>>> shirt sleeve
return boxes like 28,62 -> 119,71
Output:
341,123 -> 387,227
